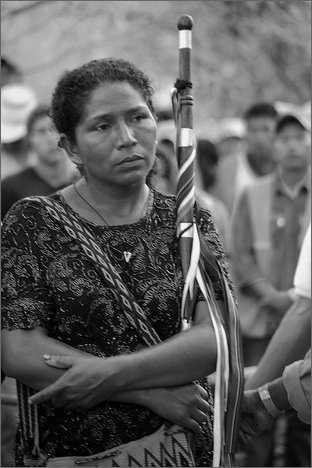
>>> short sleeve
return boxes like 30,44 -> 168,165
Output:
294,224 -> 311,299
283,350 -> 311,424
1,200 -> 55,331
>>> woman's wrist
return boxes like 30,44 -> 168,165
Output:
108,388 -> 152,407
106,355 -> 135,393
106,350 -> 148,392
105,317 -> 216,392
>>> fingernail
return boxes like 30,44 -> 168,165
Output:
43,354 -> 51,360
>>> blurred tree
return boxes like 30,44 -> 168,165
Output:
1,0 -> 310,130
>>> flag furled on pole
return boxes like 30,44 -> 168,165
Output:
171,14 -> 244,467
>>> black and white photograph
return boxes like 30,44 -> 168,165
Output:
1,1 -> 311,467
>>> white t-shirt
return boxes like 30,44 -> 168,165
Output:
293,223 -> 311,299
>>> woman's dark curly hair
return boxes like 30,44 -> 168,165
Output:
50,58 -> 155,142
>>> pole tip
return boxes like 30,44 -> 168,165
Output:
177,14 -> 193,30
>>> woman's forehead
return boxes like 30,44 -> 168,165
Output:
76,82 -> 150,125
84,82 -> 147,112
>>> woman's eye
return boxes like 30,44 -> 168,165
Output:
132,114 -> 147,122
96,123 -> 110,132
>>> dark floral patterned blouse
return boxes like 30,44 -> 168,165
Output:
1,188 -> 232,466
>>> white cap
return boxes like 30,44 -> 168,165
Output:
215,117 -> 246,143
157,119 -> 176,144
1,84 -> 38,143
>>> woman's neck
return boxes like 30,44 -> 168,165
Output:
71,178 -> 150,225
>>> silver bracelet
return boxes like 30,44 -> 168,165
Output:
258,384 -> 282,418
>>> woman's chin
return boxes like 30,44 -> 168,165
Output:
111,170 -> 148,187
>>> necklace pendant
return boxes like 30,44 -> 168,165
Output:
123,251 -> 132,263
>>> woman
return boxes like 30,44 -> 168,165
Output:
2,59 -> 234,467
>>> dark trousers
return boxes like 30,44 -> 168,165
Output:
285,410 -> 311,467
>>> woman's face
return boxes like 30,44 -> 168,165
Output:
65,81 -> 157,188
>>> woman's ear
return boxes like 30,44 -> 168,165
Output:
59,134 -> 83,166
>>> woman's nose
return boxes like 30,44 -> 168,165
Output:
115,122 -> 137,149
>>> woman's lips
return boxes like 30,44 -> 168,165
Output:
118,155 -> 143,165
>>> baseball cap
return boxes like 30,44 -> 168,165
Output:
1,84 -> 38,143
215,118 -> 246,143
276,112 -> 311,134
157,119 -> 176,145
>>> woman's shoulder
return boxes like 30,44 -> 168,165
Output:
4,194 -> 48,213
2,195 -> 66,255
195,201 -> 215,228
152,187 -> 176,204
151,188 -> 218,228
196,203 -> 227,256
151,188 -> 177,217
2,195 -> 59,229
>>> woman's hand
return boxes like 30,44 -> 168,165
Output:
29,353 -> 211,435
145,383 -> 211,435
29,354 -> 119,410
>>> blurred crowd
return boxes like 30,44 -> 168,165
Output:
1,55 -> 310,467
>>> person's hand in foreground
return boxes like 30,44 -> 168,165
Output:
239,389 -> 275,445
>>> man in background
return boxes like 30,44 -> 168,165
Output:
195,138 -> 231,252
240,223 -> 311,465
211,102 -> 278,214
215,116 -> 245,161
1,83 -> 37,180
2,105 -> 79,218
231,111 -> 310,466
